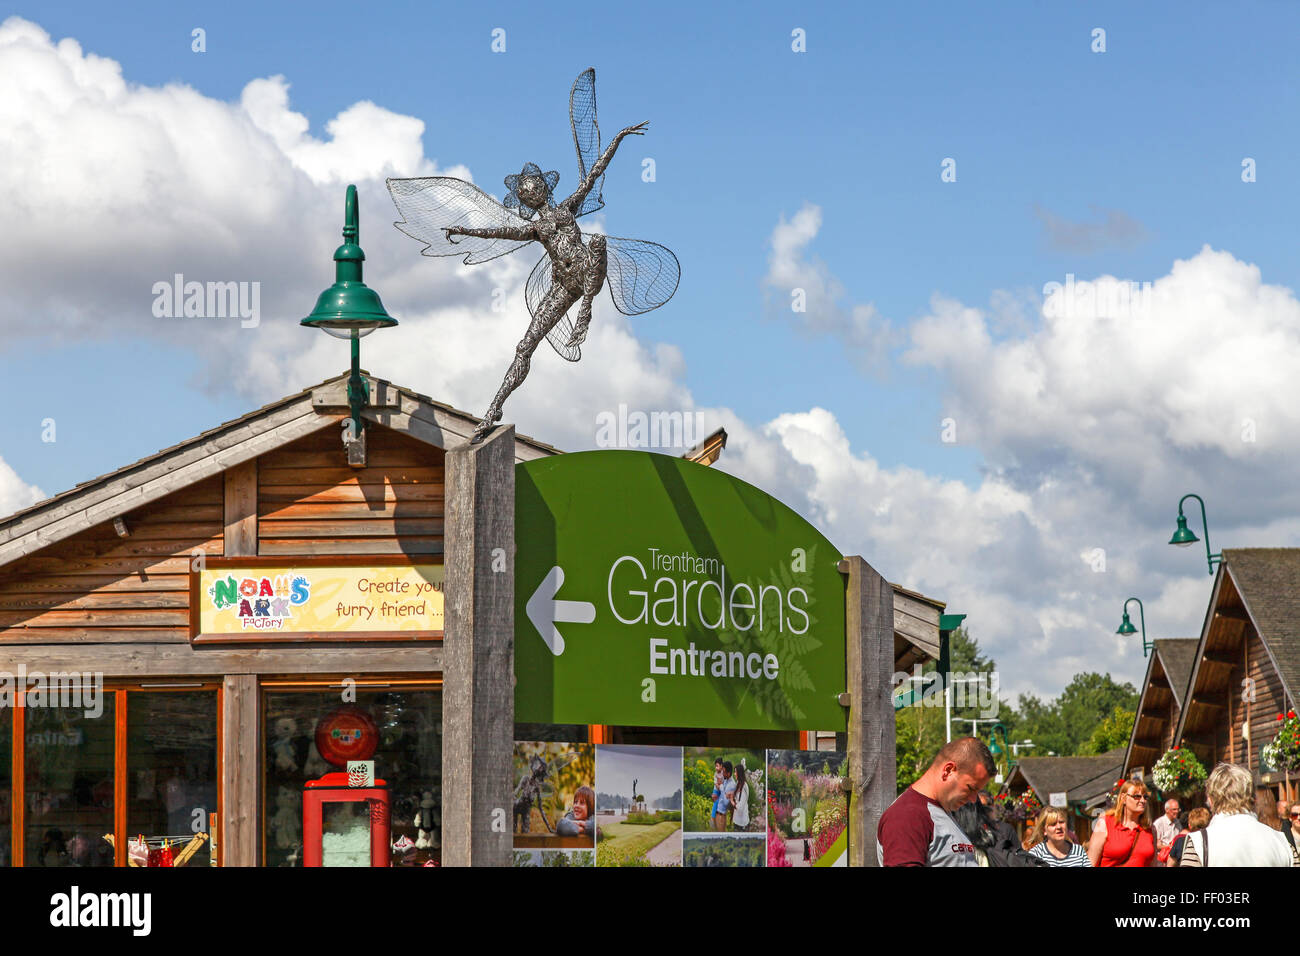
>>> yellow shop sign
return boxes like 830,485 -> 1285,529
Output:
192,561 -> 444,643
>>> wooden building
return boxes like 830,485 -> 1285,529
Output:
1003,748 -> 1124,844
0,371 -> 555,867
1123,549 -> 1300,805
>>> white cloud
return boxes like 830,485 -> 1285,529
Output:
762,202 -> 891,368
0,456 -> 44,515
1033,203 -> 1148,253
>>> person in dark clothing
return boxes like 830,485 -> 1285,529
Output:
952,799 -> 1049,867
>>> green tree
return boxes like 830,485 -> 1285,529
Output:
1080,704 -> 1136,755
1005,673 -> 1138,757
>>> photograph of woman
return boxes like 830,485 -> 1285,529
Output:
731,762 -> 750,830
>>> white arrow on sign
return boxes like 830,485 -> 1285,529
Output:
526,565 -> 596,656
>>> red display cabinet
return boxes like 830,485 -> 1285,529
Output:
302,772 -> 391,867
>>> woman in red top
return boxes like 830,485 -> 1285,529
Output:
1087,780 -> 1157,867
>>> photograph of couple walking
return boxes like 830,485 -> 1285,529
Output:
683,748 -> 765,834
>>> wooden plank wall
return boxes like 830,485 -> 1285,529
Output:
0,477 -> 223,646
258,427 -> 445,556
1244,628 -> 1289,760
0,426 -> 448,649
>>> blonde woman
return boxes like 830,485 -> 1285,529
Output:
1200,764 -> 1293,866
1025,807 -> 1091,866
1087,780 -> 1156,867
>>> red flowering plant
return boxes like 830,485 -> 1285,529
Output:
1153,745 -> 1208,797
766,828 -> 791,867
1260,711 -> 1300,772
993,787 -> 1041,822
1105,778 -> 1128,806
1015,788 -> 1043,820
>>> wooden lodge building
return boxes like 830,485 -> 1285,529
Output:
1003,748 -> 1125,843
1123,549 -> 1300,806
0,372 -> 561,868
0,370 -> 954,867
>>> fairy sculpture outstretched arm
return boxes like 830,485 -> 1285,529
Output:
445,221 -> 537,242
562,121 -> 648,215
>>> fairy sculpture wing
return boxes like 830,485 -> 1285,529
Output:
605,237 -> 681,315
570,68 -> 604,218
525,255 -> 582,363
387,176 -> 532,265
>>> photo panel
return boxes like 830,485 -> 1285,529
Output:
594,744 -> 683,867
512,741 -> 596,850
766,749 -> 848,867
682,746 -> 766,835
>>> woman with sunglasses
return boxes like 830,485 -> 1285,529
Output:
1087,780 -> 1156,867
1284,802 -> 1300,866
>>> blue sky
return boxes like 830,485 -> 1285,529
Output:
4,2 -> 1300,697
11,0 -> 1300,490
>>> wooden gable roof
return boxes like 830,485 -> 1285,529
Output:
0,370 -> 560,570
1224,548 -> 1300,703
1122,638 -> 1198,775
1172,549 -> 1299,766
1006,748 -> 1125,805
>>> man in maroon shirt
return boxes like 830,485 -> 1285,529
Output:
878,737 -> 996,866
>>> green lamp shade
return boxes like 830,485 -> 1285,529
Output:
989,739 -> 1004,757
1169,513 -> 1198,547
1116,612 -> 1137,636
302,280 -> 397,331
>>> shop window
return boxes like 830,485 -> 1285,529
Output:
126,692 -> 219,867
1,708 -> 10,867
263,686 -> 441,867
24,698 -> 116,867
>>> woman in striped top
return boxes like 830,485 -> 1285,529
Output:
1025,807 -> 1092,866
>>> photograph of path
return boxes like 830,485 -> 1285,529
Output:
766,750 -> 848,867
595,745 -> 683,867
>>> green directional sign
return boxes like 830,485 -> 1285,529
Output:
515,450 -> 847,731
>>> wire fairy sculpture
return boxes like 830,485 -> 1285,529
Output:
388,68 -> 680,443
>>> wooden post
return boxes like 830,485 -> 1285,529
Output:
442,426 -> 515,866
221,674 -> 259,866
223,459 -> 258,557
839,555 -> 895,867
220,459 -> 260,865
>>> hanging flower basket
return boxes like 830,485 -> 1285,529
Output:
1152,746 -> 1207,797
993,787 -> 1042,822
1260,711 -> 1300,773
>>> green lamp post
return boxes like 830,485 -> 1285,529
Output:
1168,493 -> 1221,576
988,722 -> 1010,779
302,184 -> 398,439
1116,597 -> 1152,657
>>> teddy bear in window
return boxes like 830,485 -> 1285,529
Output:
271,717 -> 299,774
